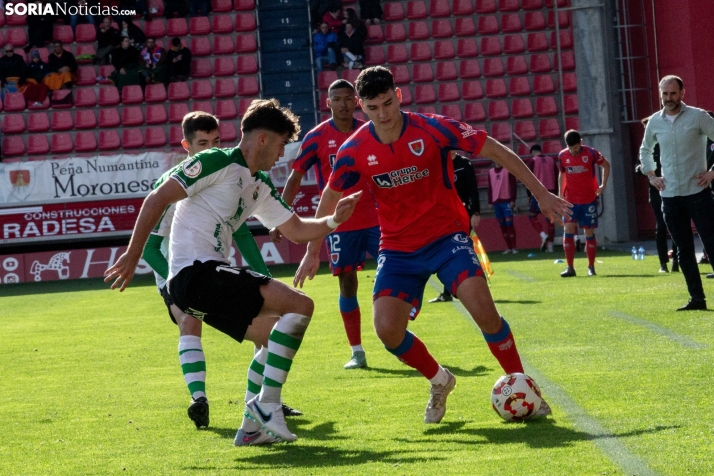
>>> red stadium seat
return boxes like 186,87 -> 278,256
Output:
28,96 -> 49,110
478,16 -> 499,35
99,108 -> 120,128
215,78 -> 236,98
509,77 -> 531,96
212,0 -> 233,12
75,24 -> 96,43
514,121 -> 537,141
461,81 -> 484,100
51,133 -> 73,154
383,3 -> 405,21
364,46 -> 385,65
417,106 -> 437,115
499,0 -> 521,11
410,43 -> 432,62
456,38 -> 478,57
453,0 -> 474,16
539,119 -> 561,139
545,0 -> 567,6
51,111 -> 73,131
145,84 -> 167,103
504,35 -> 525,54
169,103 -> 190,123
542,140 -> 562,155
455,18 -> 477,37
190,17 -> 211,35
412,64 -> 434,82
213,36 -> 235,55
235,13 -> 256,32
74,110 -> 97,129
524,12 -> 546,31
122,107 -> 144,126
527,32 -> 549,52
191,59 -> 212,77
0,30 -> 4,48
554,51 -> 576,71
146,105 -> 168,124
408,21 -> 429,41
431,20 -> 453,39
552,30 -> 573,49
5,10 -> 26,25
406,1 -> 427,20
28,135 -> 50,155
434,40 -> 456,60
483,58 -> 504,77
436,61 -> 457,81
414,85 -> 436,104
99,130 -> 121,150
547,11 -> 570,29
216,99 -> 238,119
3,92 -> 25,112
122,128 -> 144,149
464,103 -> 486,122
485,79 -> 507,97
459,60 -> 481,79
145,127 -> 167,147
533,75 -> 555,94
98,87 -> 120,106
365,25 -> 384,44
238,77 -> 259,96
2,136 -> 25,156
390,65 -> 410,85
75,132 -> 98,152
98,65 -> 115,83
522,0 -> 544,9
191,80 -> 213,99
169,126 -> 184,146
28,113 -> 50,132
168,82 -> 190,101
50,89 -> 73,109
236,55 -> 258,74
512,99 -> 534,118
562,73 -> 578,92
168,18 -> 189,36
490,123 -> 512,141
387,44 -> 408,63
430,0 -> 451,17
75,45 -> 96,63
386,23 -> 406,43
564,95 -> 579,114
2,114 -> 25,133
530,54 -> 552,73
565,116 -> 580,131
145,19 -> 167,37
536,96 -> 558,116
212,14 -> 234,33
53,25 -> 74,43
75,66 -> 96,86
507,56 -> 528,75
399,87 -> 413,105
476,0 -> 497,13
190,37 -> 212,56
438,83 -> 460,102
480,37 -> 502,56
148,0 -> 165,16
6,28 -> 27,47
318,71 -> 339,90
342,69 -> 360,83
121,85 -> 144,105
501,14 -> 522,33
219,121 -> 238,142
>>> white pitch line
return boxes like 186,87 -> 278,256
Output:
427,278 -> 658,476
504,269 -> 537,282
609,311 -> 706,349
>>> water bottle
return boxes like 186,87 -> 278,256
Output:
638,246 -> 645,260
632,246 -> 637,260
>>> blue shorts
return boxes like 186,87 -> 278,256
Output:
326,225 -> 380,276
565,200 -> 598,228
493,202 -> 513,223
373,232 -> 484,319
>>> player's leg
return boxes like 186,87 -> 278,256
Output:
503,206 -> 517,253
561,217 -> 578,276
338,270 -> 368,369
494,204 -> 512,253
584,227 -> 597,275
650,188 -> 670,272
174,307 -> 210,428
545,216 -> 555,252
528,197 -> 549,251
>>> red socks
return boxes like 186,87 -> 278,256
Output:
586,236 -> 597,266
387,331 -> 440,379
563,233 -> 575,267
483,318 -> 524,374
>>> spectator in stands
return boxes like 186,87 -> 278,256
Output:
95,16 -> 121,65
164,0 -> 188,18
24,1 -> 55,52
338,21 -> 364,70
120,19 -> 146,50
344,8 -> 366,36
166,37 -> 192,82
322,7 -> 345,33
110,36 -> 144,90
310,0 -> 342,30
43,41 -> 78,90
22,50 -> 50,105
140,38 -> 168,85
359,0 -> 382,25
66,0 -> 95,33
313,22 -> 338,72
0,45 -> 26,99
189,0 -> 210,17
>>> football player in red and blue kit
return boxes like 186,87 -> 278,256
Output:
293,67 -> 573,423
557,130 -> 611,277
276,80 -> 379,370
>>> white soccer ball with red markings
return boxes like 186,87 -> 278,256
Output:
491,373 -> 543,421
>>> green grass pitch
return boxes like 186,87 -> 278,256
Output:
1,249 -> 712,475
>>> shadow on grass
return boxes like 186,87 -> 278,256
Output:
494,299 -> 543,305
361,365 -> 490,378
206,420 -> 348,443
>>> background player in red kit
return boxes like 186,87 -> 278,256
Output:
294,67 -> 572,423
275,80 -> 379,370
557,130 -> 611,277
487,163 -> 518,253
524,144 -> 558,252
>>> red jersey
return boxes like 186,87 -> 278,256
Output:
557,146 -> 605,204
329,112 -> 487,252
293,118 -> 379,232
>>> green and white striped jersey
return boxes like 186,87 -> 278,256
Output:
165,146 -> 293,280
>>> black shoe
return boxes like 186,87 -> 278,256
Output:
706,273 -> 714,279
560,267 -> 576,278
672,261 -> 679,272
429,293 -> 453,303
187,397 -> 209,428
676,299 -> 707,311
587,266 -> 596,276
282,403 -> 303,417
659,264 -> 669,273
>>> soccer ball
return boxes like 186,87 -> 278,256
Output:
491,373 -> 543,421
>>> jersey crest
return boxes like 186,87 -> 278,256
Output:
582,156 -> 589,163
408,139 -> 425,156
183,160 -> 202,178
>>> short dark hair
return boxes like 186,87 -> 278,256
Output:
529,144 -> 542,154
564,130 -> 581,146
182,111 -> 219,144
241,98 -> 300,141
328,79 -> 355,95
354,66 -> 395,100
53,40 -> 63,46
171,37 -> 181,47
659,75 -> 684,90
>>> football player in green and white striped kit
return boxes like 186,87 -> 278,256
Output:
106,99 -> 363,445
141,112 -> 301,431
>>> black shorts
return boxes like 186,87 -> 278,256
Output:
159,285 -> 177,325
168,260 -> 272,342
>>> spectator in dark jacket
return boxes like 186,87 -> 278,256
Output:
310,0 -> 341,30
165,0 -> 189,18
166,37 -> 192,82
25,1 -> 55,52
338,21 -> 365,69
22,50 -> 50,104
0,46 -> 27,98
95,16 -> 121,65
120,19 -> 146,50
110,36 -> 144,89
359,0 -> 382,25
43,41 -> 78,90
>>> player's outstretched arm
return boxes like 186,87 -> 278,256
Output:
480,137 -> 572,224
270,170 -> 306,243
278,190 -> 360,245
104,179 -> 188,291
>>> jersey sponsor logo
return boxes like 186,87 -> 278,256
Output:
459,123 -> 480,138
367,154 -> 378,166
408,139 -> 425,156
329,154 -> 337,168
451,233 -> 469,244
371,166 -> 430,189
566,166 -> 587,174
186,307 -> 207,321
182,160 -> 202,178
588,205 -> 596,213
